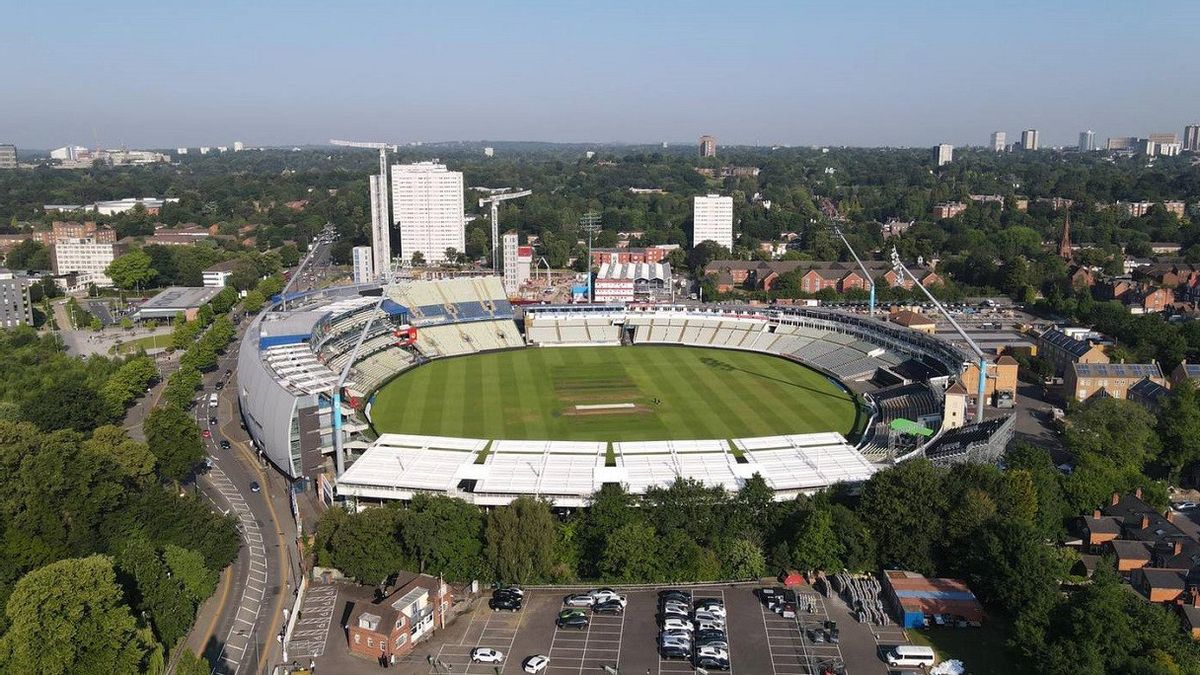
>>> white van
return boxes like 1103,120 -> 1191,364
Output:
208,393 -> 219,408
885,645 -> 936,668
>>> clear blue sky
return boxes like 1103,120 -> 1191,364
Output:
4,0 -> 1198,149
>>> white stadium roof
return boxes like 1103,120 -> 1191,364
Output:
337,432 -> 876,507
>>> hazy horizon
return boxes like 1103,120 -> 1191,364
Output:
5,0 -> 1200,150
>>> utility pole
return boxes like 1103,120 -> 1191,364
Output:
891,247 -> 987,423
580,212 -> 601,302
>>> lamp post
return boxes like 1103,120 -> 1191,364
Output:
890,247 -> 988,423
579,212 -> 602,303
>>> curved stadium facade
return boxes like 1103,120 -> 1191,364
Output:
237,277 -> 970,506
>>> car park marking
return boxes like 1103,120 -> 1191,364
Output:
434,599 -> 526,674
658,588 -> 730,675
546,599 -> 625,674
286,584 -> 339,658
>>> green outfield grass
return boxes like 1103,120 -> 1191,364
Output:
369,345 -> 861,442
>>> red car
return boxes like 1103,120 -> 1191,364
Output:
201,429 -> 212,438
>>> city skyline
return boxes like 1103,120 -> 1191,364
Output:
4,0 -> 1200,149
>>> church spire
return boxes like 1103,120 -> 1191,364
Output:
1059,210 -> 1072,260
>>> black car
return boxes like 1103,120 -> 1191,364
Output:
220,440 -> 231,449
693,656 -> 730,671
489,595 -> 522,612
215,381 -> 225,390
658,644 -> 690,660
556,614 -> 589,630
209,417 -> 218,425
658,590 -> 690,603
658,609 -> 689,624
493,588 -> 523,601
592,600 -> 624,615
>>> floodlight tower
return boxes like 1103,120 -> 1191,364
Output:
890,247 -> 988,423
330,139 -> 397,281
331,295 -> 387,477
579,212 -> 602,302
820,198 -> 876,317
478,189 -> 532,271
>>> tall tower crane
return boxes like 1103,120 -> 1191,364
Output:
819,197 -> 876,317
330,139 -> 398,280
478,189 -> 532,271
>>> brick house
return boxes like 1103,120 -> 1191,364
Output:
347,573 -> 452,664
1034,328 -> 1109,376
705,260 -> 939,295
932,202 -> 967,219
1064,362 -> 1166,401
1128,286 -> 1174,314
1132,567 -> 1189,603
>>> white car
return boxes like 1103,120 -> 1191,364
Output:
1174,502 -> 1199,511
694,609 -> 726,622
590,590 -> 627,606
471,647 -> 504,664
695,645 -> 729,660
695,619 -> 725,632
661,618 -> 694,632
522,654 -> 550,673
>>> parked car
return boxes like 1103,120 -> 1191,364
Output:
201,429 -> 212,438
695,629 -> 726,643
522,655 -> 550,674
659,609 -> 690,624
693,654 -> 731,671
557,614 -> 589,631
695,645 -> 729,661
1174,502 -> 1199,511
219,439 -> 231,449
489,595 -> 522,612
808,628 -> 826,643
693,609 -> 724,623
695,619 -> 725,632
659,643 -> 690,660
590,590 -> 626,606
471,648 -> 504,664
660,618 -> 694,632
593,600 -> 624,615
659,589 -> 690,603
209,416 -> 218,425
558,608 -> 586,621
249,481 -> 260,493
493,588 -> 524,601
660,628 -> 692,641
694,597 -> 723,608
495,584 -> 525,597
563,594 -> 595,607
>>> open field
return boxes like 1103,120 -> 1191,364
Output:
369,345 -> 861,442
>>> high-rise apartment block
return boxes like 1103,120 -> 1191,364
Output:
935,144 -> 954,166
1078,130 -> 1095,151
699,135 -> 717,158
990,132 -> 1006,152
391,162 -> 465,265
692,194 -> 734,251
0,145 -> 16,169
1184,125 -> 1200,152
502,231 -> 532,295
1021,129 -> 1039,151
351,246 -> 374,284
52,237 -> 124,286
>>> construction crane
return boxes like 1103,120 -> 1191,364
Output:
330,139 -> 398,280
478,190 -> 532,271
819,198 -> 876,317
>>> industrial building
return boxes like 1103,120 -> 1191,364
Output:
883,570 -> 984,628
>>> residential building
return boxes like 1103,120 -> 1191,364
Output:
592,262 -> 671,303
51,237 -> 124,287
1149,132 -> 1179,146
590,246 -> 673,266
501,231 -> 531,294
390,162 -> 465,265
694,165 -> 761,179
50,221 -> 115,243
1185,125 -> 1200,152
1065,362 -> 1166,401
202,260 -> 238,288
1079,130 -> 1096,151
0,144 -> 16,169
932,202 -> 967,219
704,259 -> 940,294
1035,328 -> 1109,375
990,131 -> 1006,152
1127,286 -> 1174,314
483,147 -> 494,157
1128,377 -> 1172,413
1021,129 -> 1039,150
0,270 -> 33,327
968,194 -> 1005,208
934,143 -> 953,167
348,573 -> 452,664
961,356 -> 1020,407
880,218 -> 914,238
1118,200 -> 1189,219
1171,362 -> 1200,388
692,194 -> 734,250
699,135 -> 717,158
352,245 -> 374,285
1158,143 -> 1183,157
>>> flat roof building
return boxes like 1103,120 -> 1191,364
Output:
352,246 -> 374,285
0,144 -> 16,169
134,286 -> 223,321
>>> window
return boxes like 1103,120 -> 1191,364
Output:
367,638 -> 374,648
354,634 -> 361,644
396,634 -> 407,647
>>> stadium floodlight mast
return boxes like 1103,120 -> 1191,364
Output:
579,212 -> 602,302
820,198 -> 875,317
891,247 -> 987,424
332,295 -> 387,477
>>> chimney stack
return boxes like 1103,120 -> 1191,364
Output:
1136,487 -> 1144,500
1141,514 -> 1151,529
1093,509 -> 1102,520
1175,540 -> 1185,556
1112,492 -> 1121,506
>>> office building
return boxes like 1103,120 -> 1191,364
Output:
202,260 -> 237,288
0,270 -> 33,328
1079,130 -> 1096,151
934,144 -> 953,166
483,147 -> 494,157
990,131 -> 1006,152
233,141 -> 245,152
390,162 -> 465,265
51,237 -> 124,287
1021,129 -> 1039,151
1185,125 -> 1200,152
0,145 -> 16,169
351,246 -> 374,285
1149,133 -> 1178,146
502,231 -> 532,294
692,194 -> 734,250
1107,136 -> 1138,151
699,135 -> 717,158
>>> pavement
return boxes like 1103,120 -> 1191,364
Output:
303,583 -> 914,675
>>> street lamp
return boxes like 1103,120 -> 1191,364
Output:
580,212 -> 602,302
890,247 -> 988,423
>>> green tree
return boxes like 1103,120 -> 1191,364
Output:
329,507 -> 406,584
162,545 -> 218,605
401,494 -> 483,581
21,376 -> 113,432
859,459 -> 947,574
5,240 -> 51,271
717,537 -> 766,580
485,496 -> 557,583
99,355 -> 158,416
144,405 -> 203,483
599,520 -> 662,582
175,650 -> 211,675
82,425 -> 157,485
105,249 -> 158,290
242,290 -> 265,314
0,555 -> 152,674
118,535 -> 193,648
789,506 -> 840,571
1157,380 -> 1200,479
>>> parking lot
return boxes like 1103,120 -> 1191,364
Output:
408,583 -> 906,675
